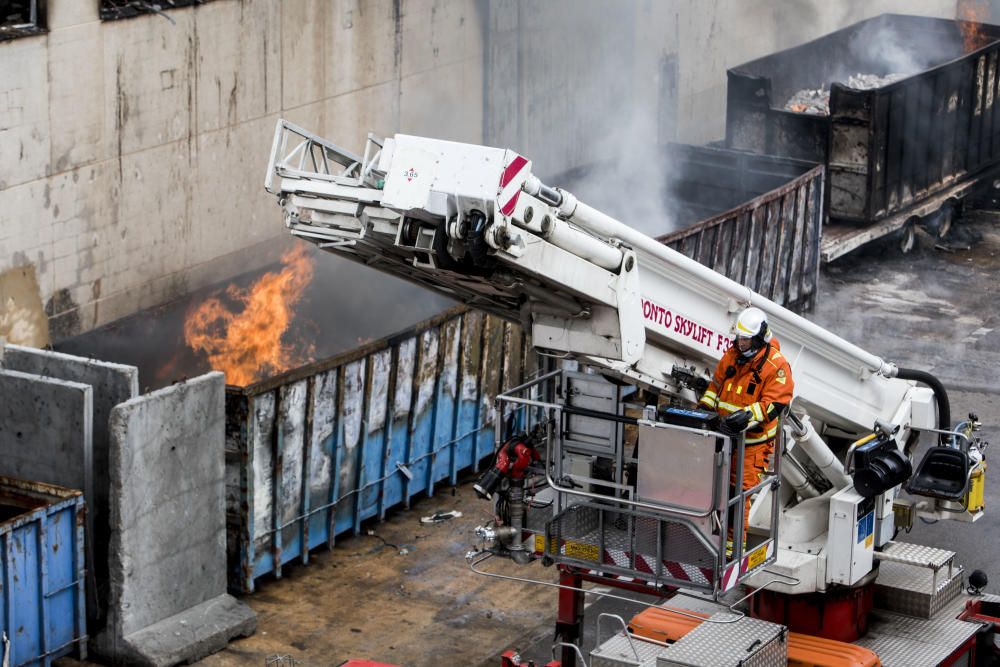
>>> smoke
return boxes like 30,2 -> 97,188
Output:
846,19 -> 949,78
492,1 -> 683,237
553,104 -> 681,238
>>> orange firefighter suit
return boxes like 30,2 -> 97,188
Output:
699,339 -> 794,537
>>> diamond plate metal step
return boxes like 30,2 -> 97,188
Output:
875,541 -> 955,571
656,613 -> 788,667
874,541 -> 962,618
590,633 -> 669,667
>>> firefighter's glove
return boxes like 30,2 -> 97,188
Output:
721,409 -> 752,435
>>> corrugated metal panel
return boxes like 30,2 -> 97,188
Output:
658,163 -> 824,313
0,477 -> 87,666
225,307 -> 528,593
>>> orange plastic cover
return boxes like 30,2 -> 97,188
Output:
628,606 -> 880,667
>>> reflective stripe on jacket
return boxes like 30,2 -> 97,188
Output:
699,339 -> 794,444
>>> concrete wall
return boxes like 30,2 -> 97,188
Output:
0,0 -> 961,340
485,0 -> 961,176
0,0 -> 485,341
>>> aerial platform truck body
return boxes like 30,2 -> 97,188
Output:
266,121 -> 993,666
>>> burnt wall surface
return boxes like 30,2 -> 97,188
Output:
0,1 -> 485,341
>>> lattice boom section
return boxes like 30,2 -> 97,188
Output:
544,503 -> 719,590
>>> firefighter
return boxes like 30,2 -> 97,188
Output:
699,307 -> 794,546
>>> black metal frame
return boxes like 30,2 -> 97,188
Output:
0,0 -> 45,41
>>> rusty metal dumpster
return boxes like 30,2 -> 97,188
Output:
726,13 -> 1000,259
657,146 -> 824,313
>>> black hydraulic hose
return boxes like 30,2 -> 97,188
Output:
896,367 -> 951,444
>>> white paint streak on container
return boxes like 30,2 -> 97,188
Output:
414,330 -> 438,419
279,380 -> 307,530
394,339 -> 416,418
367,349 -> 391,434
440,319 -> 460,399
252,392 -> 276,552
309,369 -> 337,497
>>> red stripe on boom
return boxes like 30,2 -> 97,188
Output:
500,192 -> 520,216
500,155 -> 528,188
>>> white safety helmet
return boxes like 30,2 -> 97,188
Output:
734,307 -> 772,358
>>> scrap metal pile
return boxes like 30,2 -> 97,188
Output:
785,72 -> 908,114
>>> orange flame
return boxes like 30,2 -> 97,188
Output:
184,245 -> 315,386
790,103 -> 808,113
959,0 -> 991,52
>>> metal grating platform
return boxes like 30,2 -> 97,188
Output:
546,503 -> 719,591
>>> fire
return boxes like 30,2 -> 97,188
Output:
958,0 -> 991,52
184,244 -> 315,386
789,103 -> 808,113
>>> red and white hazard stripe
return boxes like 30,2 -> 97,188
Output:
497,152 -> 531,216
600,549 -> 714,587
721,540 -> 775,592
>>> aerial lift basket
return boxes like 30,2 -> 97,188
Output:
499,369 -> 781,598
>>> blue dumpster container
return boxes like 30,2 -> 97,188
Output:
0,477 -> 86,666
224,306 -> 535,593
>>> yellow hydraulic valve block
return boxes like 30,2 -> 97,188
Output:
965,459 -> 986,513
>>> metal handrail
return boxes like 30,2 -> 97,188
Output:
551,642 -> 588,667
466,551 -> 746,623
596,613 -> 641,663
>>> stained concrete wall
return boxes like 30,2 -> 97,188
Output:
485,0 -> 961,177
99,371 -> 253,664
0,0 -> 962,339
0,0 -> 485,341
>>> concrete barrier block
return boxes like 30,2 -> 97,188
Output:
0,369 -> 93,502
96,371 -> 255,665
1,344 -> 138,621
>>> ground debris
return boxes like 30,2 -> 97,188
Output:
420,510 -> 463,524
785,73 -> 908,114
